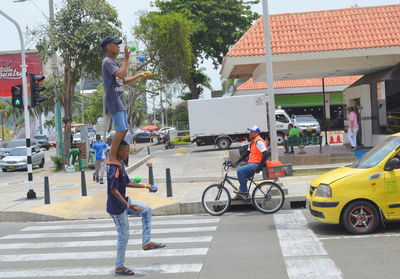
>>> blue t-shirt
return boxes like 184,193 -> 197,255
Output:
102,57 -> 125,114
92,141 -> 107,161
106,165 -> 130,215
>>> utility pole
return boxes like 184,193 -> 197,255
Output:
0,10 -> 36,198
262,0 -> 278,161
49,0 -> 63,157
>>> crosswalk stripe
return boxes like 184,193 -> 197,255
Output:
1,226 -> 217,240
0,264 -> 203,278
0,236 -> 213,250
35,214 -> 210,224
274,210 -> 343,279
21,218 -> 219,231
0,248 -> 208,262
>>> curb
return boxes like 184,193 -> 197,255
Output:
0,211 -> 65,222
126,155 -> 152,173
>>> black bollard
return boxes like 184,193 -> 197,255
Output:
166,168 -> 173,197
147,146 -> 150,155
81,170 -> 87,196
148,166 -> 154,185
44,176 -> 50,204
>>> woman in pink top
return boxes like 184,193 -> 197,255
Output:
347,107 -> 359,150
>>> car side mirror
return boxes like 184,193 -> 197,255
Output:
385,158 -> 400,171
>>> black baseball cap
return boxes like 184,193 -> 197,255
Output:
100,36 -> 122,48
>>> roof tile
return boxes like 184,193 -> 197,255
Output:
227,5 -> 400,57
236,76 -> 363,91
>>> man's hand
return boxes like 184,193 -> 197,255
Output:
128,204 -> 143,212
124,45 -> 131,61
147,185 -> 158,193
142,71 -> 152,79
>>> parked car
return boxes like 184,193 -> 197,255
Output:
72,133 -> 94,145
106,131 -> 116,145
0,139 -> 39,159
291,115 -> 321,135
307,133 -> 400,234
0,146 -> 45,172
48,136 -> 57,147
34,135 -> 50,150
132,133 -> 152,143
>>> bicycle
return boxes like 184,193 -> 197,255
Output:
201,160 -> 286,216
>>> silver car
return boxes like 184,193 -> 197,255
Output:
292,114 -> 321,135
0,146 -> 45,172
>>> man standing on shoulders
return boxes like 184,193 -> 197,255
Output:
347,107 -> 359,151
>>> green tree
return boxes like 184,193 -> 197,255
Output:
84,85 -> 104,125
36,0 -> 121,161
154,0 -> 260,99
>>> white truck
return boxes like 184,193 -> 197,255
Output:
188,94 -> 291,149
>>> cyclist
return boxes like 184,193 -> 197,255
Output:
233,126 -> 268,199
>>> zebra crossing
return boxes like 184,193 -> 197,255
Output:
0,215 -> 220,278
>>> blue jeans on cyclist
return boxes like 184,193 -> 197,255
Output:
237,163 -> 258,193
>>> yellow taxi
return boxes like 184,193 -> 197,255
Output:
306,133 -> 400,234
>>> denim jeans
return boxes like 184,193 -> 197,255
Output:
126,198 -> 152,246
237,163 -> 258,192
110,198 -> 152,269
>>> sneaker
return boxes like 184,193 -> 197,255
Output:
99,178 -> 104,184
232,193 -> 249,200
143,242 -> 166,251
351,147 -> 357,151
233,189 -> 249,195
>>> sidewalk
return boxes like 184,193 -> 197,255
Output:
0,143 -> 351,221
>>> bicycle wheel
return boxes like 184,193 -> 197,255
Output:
202,184 -> 231,216
252,181 -> 285,214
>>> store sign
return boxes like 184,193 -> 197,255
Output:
0,52 -> 43,97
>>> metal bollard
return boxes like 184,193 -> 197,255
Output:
81,170 -> 87,196
148,166 -> 154,185
166,168 -> 173,197
147,146 -> 150,155
44,176 -> 50,204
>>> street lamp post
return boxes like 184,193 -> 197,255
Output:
0,10 -> 36,199
262,0 -> 279,161
15,0 -> 63,157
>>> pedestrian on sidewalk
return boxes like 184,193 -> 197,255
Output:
101,36 -> 151,169
283,124 -> 302,154
92,135 -> 108,184
107,140 -> 165,276
347,107 -> 359,150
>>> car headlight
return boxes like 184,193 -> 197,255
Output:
315,184 -> 332,197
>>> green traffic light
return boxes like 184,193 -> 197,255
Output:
15,100 -> 21,105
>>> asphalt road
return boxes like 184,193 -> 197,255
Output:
1,209 -> 400,279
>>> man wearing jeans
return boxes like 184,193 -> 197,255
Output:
107,140 -> 165,276
233,126 -> 268,199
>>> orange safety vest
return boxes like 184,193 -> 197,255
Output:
248,135 -> 267,164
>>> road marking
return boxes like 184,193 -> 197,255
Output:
35,214 -> 212,224
0,264 -> 203,278
319,233 -> 400,240
274,210 -> 343,278
21,218 -> 219,231
0,236 -> 213,250
172,152 -> 185,156
0,248 -> 208,262
1,226 -> 217,239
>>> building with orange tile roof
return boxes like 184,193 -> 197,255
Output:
221,4 -> 400,82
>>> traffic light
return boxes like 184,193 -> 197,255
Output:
11,84 -> 23,109
29,73 -> 46,108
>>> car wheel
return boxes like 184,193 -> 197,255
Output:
216,138 -> 231,149
342,200 -> 380,234
39,158 -> 45,168
2,168 -> 7,172
46,147 -> 50,150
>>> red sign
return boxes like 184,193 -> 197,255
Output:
0,52 -> 43,97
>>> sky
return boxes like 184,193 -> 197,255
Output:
1,0 -> 399,99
